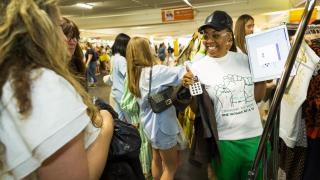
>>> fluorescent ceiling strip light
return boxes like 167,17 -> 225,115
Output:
194,0 -> 248,9
183,0 -> 193,7
131,26 -> 151,30
76,3 -> 93,9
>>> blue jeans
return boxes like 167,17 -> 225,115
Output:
87,61 -> 97,83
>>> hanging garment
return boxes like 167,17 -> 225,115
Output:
303,137 -> 320,180
302,36 -> 320,180
308,38 -> 320,75
302,74 -> 320,139
176,32 -> 202,65
279,108 -> 308,180
177,106 -> 195,147
120,78 -> 152,177
279,139 -> 307,180
175,33 -> 204,152
280,41 -> 320,148
309,38 -> 320,57
303,37 -> 320,139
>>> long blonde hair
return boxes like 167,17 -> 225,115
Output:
234,14 -> 254,54
0,0 -> 101,168
0,0 -> 100,162
126,37 -> 156,98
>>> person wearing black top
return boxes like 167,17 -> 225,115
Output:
85,41 -> 99,87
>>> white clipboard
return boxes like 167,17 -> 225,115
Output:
245,25 -> 296,82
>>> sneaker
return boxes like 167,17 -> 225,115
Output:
88,83 -> 96,87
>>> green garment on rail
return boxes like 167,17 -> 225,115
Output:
120,78 -> 152,176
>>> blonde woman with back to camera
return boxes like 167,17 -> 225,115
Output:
126,37 -> 185,180
0,0 -> 114,179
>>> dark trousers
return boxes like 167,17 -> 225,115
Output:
87,61 -> 97,83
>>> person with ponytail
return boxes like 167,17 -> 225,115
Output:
0,0 -> 113,179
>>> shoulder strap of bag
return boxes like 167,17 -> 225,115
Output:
148,66 -> 152,98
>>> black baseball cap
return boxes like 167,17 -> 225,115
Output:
198,10 -> 233,32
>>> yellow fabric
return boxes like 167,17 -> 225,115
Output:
99,54 -> 110,62
178,107 -> 195,148
176,32 -> 202,65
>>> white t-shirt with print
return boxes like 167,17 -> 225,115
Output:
0,68 -> 99,179
190,51 -> 263,140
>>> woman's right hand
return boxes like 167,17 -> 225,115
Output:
182,66 -> 194,88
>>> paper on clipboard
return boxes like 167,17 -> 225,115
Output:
256,43 -> 280,65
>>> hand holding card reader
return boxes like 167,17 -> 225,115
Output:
189,76 -> 203,96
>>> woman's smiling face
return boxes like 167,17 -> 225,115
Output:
203,27 -> 232,58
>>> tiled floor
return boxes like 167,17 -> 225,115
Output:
174,149 -> 208,180
89,73 -> 209,180
88,73 -> 111,103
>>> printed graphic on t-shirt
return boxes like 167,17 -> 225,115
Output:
212,74 -> 255,117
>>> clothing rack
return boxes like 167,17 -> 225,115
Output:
248,0 -> 317,179
286,23 -> 320,30
286,23 -> 320,37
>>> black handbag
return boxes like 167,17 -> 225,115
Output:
109,119 -> 141,160
101,120 -> 144,180
147,66 -> 174,113
94,99 -> 141,160
95,99 -> 144,180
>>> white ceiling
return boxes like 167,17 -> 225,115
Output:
59,0 -> 304,40
59,0 -> 211,15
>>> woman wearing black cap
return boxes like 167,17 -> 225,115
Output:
182,10 -> 266,180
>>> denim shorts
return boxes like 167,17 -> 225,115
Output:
150,129 -> 177,150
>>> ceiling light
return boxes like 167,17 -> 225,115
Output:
131,26 -> 151,30
183,0 -> 193,7
76,3 -> 94,9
